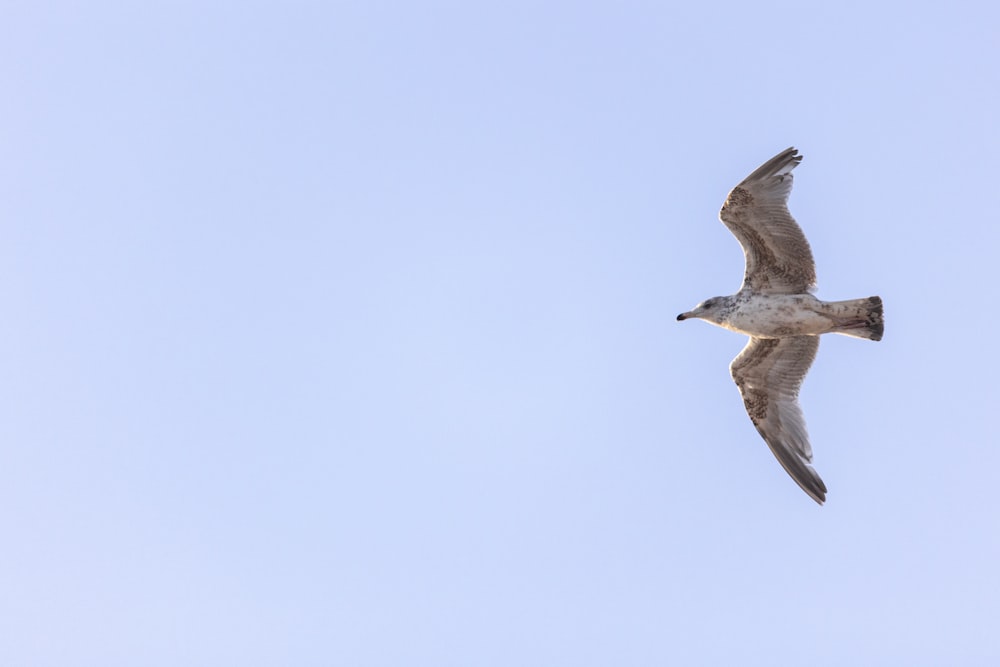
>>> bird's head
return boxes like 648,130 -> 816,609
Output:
677,297 -> 727,324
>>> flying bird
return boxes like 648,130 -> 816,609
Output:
677,148 -> 883,504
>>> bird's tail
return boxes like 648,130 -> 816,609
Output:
828,296 -> 884,341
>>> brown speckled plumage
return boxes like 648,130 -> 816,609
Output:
730,336 -> 826,504
719,147 -> 817,294
677,148 -> 884,505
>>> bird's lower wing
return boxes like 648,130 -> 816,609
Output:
730,336 -> 826,504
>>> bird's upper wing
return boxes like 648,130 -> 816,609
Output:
730,335 -> 826,504
719,147 -> 817,294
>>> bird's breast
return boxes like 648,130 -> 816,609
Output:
720,294 -> 833,337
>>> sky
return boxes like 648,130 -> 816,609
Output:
2,1 -> 1000,665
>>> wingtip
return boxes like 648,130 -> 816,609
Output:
793,472 -> 827,505
795,464 -> 827,505
761,430 -> 828,505
737,147 -> 804,187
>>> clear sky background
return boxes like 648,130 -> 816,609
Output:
3,2 -> 999,665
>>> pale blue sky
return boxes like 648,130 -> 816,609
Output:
3,2 -> 999,665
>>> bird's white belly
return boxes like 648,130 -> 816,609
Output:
721,294 -> 832,337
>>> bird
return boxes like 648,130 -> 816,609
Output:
676,147 -> 883,504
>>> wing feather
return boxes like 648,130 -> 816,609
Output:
730,335 -> 826,504
719,147 -> 817,294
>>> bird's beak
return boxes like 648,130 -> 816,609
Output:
677,312 -> 690,321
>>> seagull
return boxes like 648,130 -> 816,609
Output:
677,148 -> 883,504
